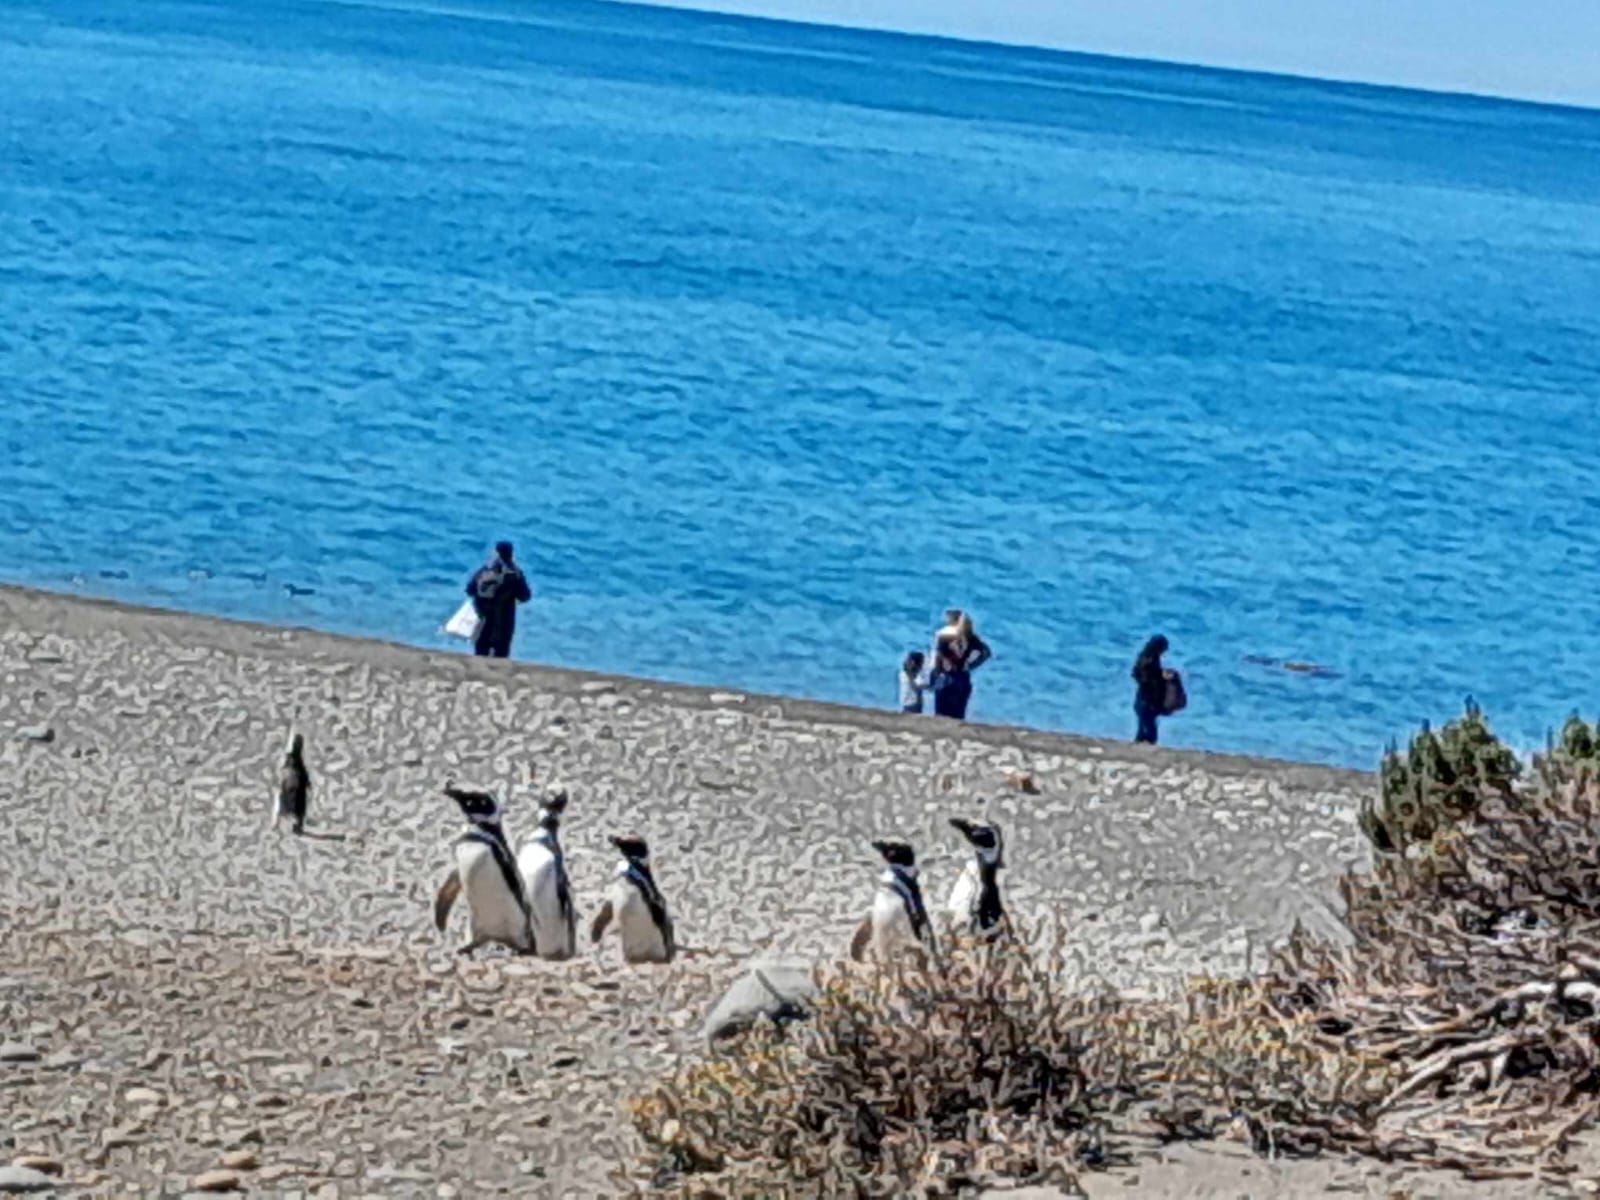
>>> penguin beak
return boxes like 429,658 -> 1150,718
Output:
949,817 -> 974,840
870,839 -> 892,858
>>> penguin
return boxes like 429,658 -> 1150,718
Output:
589,836 -> 674,963
274,730 -> 310,835
849,839 -> 936,965
946,817 -> 1007,936
433,784 -> 535,956
515,788 -> 576,961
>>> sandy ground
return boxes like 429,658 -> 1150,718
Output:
0,585 -> 1576,1197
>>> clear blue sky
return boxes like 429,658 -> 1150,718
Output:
633,0 -> 1600,108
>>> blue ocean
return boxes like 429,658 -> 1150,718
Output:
4,0 -> 1598,766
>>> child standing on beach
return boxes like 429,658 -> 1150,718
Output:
899,651 -> 929,713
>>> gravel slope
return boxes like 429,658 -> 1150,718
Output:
8,584 -> 1517,1197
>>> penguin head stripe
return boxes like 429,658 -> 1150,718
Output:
611,835 -> 650,864
950,817 -> 1003,866
871,839 -> 916,870
538,788 -> 569,831
444,783 -> 502,824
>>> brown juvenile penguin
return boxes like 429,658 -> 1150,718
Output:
275,730 -> 311,835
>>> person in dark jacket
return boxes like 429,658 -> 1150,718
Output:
930,609 -> 992,721
466,541 -> 532,659
1131,634 -> 1169,744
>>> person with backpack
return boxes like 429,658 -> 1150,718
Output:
466,541 -> 532,659
1131,634 -> 1179,744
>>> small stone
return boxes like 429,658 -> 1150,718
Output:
703,957 -> 818,1043
220,1150 -> 258,1171
7,1160 -> 59,1178
123,1087 -> 163,1107
0,1044 -> 39,1064
16,726 -> 55,744
190,1170 -> 243,1192
0,1165 -> 58,1193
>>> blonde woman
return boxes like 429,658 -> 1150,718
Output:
929,609 -> 991,720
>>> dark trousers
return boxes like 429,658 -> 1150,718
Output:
1134,699 -> 1160,745
473,613 -> 515,659
934,671 -> 973,720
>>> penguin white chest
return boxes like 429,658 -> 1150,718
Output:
946,863 -> 980,928
613,881 -> 671,964
457,840 -> 531,951
870,888 -> 919,960
517,842 -> 574,960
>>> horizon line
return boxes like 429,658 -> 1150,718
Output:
608,0 -> 1600,115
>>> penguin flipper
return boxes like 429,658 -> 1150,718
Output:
848,916 -> 873,963
589,899 -> 614,944
434,870 -> 463,933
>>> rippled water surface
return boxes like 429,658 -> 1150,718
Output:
4,0 -> 1599,765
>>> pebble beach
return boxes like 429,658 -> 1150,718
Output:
3,584 -> 1549,1196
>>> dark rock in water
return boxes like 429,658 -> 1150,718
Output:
703,957 -> 818,1043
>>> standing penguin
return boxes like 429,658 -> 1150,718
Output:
850,839 -> 936,965
274,730 -> 311,835
433,784 -> 535,956
589,836 -> 674,964
516,788 -> 576,960
946,817 -> 1007,936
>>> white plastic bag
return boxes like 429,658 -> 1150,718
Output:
442,599 -> 481,641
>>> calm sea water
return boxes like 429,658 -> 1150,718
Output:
4,0 -> 1599,766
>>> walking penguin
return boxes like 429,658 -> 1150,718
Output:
433,784 -> 535,955
274,730 -> 311,835
850,839 -> 935,965
515,788 -> 576,960
946,817 -> 1007,936
590,836 -> 675,963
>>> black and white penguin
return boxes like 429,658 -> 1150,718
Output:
589,836 -> 674,963
433,784 -> 535,955
274,730 -> 310,835
946,817 -> 1007,935
849,839 -> 936,964
515,788 -> 576,961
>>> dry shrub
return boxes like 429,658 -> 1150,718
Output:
1173,709 -> 1600,1178
631,708 -> 1600,1191
629,935 -> 1100,1197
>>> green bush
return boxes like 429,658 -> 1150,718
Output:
1359,697 -> 1519,854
